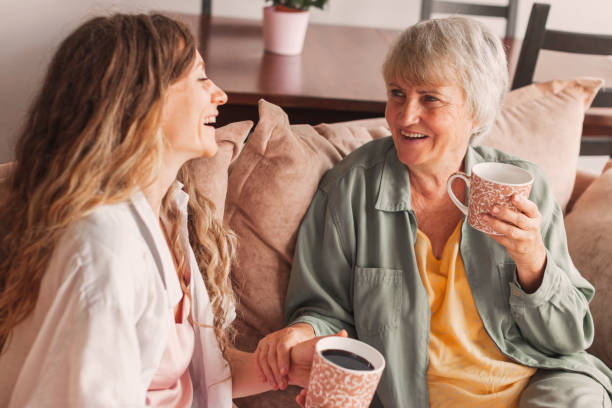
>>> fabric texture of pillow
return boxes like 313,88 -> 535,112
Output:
188,120 -> 252,219
226,100 -> 384,407
480,78 -> 603,212
564,161 -> 612,368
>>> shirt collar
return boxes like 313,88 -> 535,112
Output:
374,143 -> 484,213
129,181 -> 188,308
374,144 -> 414,212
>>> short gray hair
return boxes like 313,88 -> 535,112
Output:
382,17 -> 508,142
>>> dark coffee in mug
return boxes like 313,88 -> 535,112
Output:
321,349 -> 374,371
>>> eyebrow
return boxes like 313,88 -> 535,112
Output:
417,89 -> 444,95
387,82 -> 445,95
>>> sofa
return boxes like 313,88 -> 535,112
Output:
1,77 -> 610,407
190,77 -> 612,407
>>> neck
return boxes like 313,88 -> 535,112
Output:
409,159 -> 464,199
142,156 -> 184,218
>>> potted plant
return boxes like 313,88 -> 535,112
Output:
262,0 -> 329,55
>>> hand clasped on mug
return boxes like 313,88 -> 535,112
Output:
447,162 -> 534,235
306,337 -> 385,408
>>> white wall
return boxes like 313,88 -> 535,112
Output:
215,0 -> 612,36
0,0 -> 200,163
2,0 -> 611,162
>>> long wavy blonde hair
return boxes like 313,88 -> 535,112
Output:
0,14 -> 236,356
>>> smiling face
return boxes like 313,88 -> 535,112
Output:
385,78 -> 476,172
160,51 -> 227,164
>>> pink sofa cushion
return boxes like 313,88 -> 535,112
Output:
189,120 -> 253,219
565,161 -> 612,368
480,78 -> 602,212
225,100 -> 384,352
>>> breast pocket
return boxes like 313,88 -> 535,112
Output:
353,267 -> 403,336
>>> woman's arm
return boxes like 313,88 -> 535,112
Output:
483,193 -> 547,292
485,166 -> 595,354
227,348 -> 272,399
7,250 -> 149,407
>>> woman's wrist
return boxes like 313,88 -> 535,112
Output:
288,323 -> 316,339
516,251 -> 547,293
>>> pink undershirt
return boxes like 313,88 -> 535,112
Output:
146,291 -> 195,408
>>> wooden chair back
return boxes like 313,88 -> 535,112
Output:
511,3 -> 612,155
420,0 -> 518,38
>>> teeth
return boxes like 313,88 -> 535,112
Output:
400,131 -> 427,139
203,116 -> 217,125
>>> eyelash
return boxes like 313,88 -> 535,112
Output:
198,77 -> 209,82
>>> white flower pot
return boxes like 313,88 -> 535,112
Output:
262,5 -> 310,56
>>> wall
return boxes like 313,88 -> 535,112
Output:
0,0 -> 200,163
215,0 -> 612,36
2,0 -> 611,162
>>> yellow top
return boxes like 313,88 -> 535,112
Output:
415,221 -> 536,408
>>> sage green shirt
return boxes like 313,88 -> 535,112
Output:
286,137 -> 612,407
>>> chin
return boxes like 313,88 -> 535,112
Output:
201,143 -> 218,158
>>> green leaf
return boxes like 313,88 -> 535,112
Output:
267,0 -> 328,11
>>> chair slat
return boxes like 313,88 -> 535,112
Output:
431,1 -> 507,18
592,90 -> 612,108
543,30 -> 612,56
512,3 -> 612,156
420,0 -> 518,38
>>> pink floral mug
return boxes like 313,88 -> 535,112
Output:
305,337 -> 385,408
447,162 -> 534,235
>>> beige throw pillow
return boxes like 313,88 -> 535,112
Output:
188,120 -> 252,219
480,78 -> 603,211
565,162 -> 612,368
226,100 -> 384,408
225,101 -> 343,351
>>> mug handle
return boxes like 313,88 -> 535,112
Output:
447,172 -> 469,216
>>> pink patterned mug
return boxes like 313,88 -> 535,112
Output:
305,337 -> 385,408
447,162 -> 534,235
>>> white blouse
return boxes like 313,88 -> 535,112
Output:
0,184 -> 233,407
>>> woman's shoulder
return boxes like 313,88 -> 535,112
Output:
52,200 -> 159,304
69,200 -> 148,255
319,136 -> 394,191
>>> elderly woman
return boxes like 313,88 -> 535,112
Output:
255,17 -> 612,407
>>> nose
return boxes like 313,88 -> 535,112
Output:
211,81 -> 228,106
398,99 -> 421,125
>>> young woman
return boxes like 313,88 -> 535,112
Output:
0,13 -> 334,407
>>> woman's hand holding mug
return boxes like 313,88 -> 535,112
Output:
447,162 -> 547,292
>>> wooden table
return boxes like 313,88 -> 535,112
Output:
177,14 -> 395,125
175,14 -> 612,154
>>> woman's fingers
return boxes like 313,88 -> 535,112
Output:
296,388 -> 308,407
256,342 -> 278,389
278,341 -> 292,377
267,343 -> 285,390
489,205 -> 535,232
512,194 -> 539,218
255,324 -> 317,390
481,195 -> 547,289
